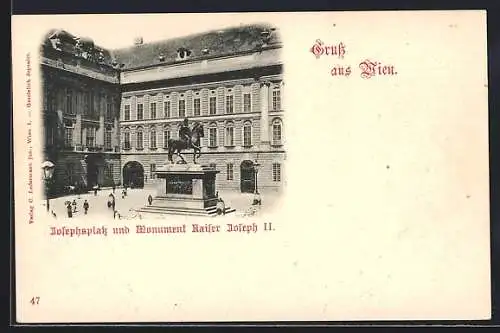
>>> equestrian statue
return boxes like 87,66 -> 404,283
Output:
167,118 -> 204,164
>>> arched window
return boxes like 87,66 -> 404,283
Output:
224,121 -> 234,146
150,127 -> 157,149
208,122 -> 218,148
242,120 -> 252,147
123,127 -> 131,149
136,127 -> 144,149
163,126 -> 171,148
272,118 -> 282,146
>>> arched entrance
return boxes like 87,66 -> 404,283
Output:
240,160 -> 255,193
84,154 -> 105,189
123,161 -> 144,189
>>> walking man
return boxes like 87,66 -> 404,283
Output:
66,202 -> 73,218
83,200 -> 89,215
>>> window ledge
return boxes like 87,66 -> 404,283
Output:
136,147 -> 144,151
242,144 -> 253,148
208,146 -> 218,149
122,147 -> 131,151
224,145 -> 236,148
271,143 -> 283,147
149,147 -> 158,150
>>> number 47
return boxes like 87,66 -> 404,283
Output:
30,296 -> 40,305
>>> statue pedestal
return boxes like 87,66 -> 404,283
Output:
137,164 -> 235,217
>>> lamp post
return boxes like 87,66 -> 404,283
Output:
253,160 -> 261,206
41,161 -> 55,212
253,160 -> 260,195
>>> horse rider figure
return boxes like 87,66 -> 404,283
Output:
179,118 -> 192,148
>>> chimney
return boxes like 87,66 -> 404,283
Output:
134,37 -> 144,46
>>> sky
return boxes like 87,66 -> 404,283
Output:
31,13 -> 278,49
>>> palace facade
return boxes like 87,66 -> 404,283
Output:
41,24 -> 284,194
41,30 -> 122,195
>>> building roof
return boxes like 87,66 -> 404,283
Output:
41,29 -> 116,67
111,23 -> 281,70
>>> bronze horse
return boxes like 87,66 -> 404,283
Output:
167,122 -> 204,164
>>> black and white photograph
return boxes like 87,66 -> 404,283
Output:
40,21 -> 285,220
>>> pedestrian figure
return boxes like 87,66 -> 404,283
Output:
83,200 -> 89,215
94,188 -> 98,196
66,203 -> 73,218
148,194 -> 153,206
112,184 -> 116,193
111,199 -> 116,212
252,193 -> 262,206
216,197 -> 225,215
72,199 -> 77,213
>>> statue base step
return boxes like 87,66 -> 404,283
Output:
136,205 -> 235,217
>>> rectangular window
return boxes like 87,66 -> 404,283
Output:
243,93 -> 251,113
179,99 -> 186,118
137,103 -> 144,120
45,126 -> 54,146
137,131 -> 143,149
225,95 -> 234,114
273,163 -> 281,182
150,163 -> 156,179
164,101 -> 171,118
90,92 -> 96,117
272,89 -> 281,111
124,132 -> 131,149
105,130 -> 112,150
86,127 -> 95,147
209,128 -> 217,147
124,105 -> 130,121
194,98 -> 201,116
226,163 -> 234,181
106,101 -> 112,120
65,127 -> 73,147
66,89 -> 74,115
163,130 -> 171,148
150,103 -> 157,119
84,92 -> 90,116
106,163 -> 113,178
225,126 -> 234,146
209,96 -> 217,115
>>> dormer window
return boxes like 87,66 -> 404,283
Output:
176,47 -> 192,60
260,30 -> 271,45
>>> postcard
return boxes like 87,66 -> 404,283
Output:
12,11 -> 490,323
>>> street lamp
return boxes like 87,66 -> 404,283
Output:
41,161 -> 55,212
253,160 -> 260,194
253,160 -> 261,205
